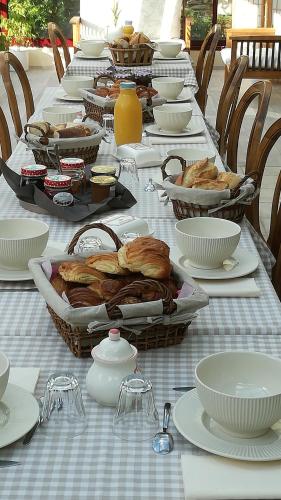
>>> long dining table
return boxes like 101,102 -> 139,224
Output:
1,52 -> 281,499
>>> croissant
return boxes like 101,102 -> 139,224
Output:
58,261 -> 106,284
86,253 -> 130,275
66,288 -> 103,308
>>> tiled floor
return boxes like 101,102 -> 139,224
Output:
0,64 -> 280,238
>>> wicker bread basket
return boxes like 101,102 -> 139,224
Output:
29,223 -> 208,358
109,44 -> 154,66
162,155 -> 258,223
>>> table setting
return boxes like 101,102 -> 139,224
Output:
1,35 -> 281,500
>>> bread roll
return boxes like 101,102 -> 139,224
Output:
182,159 -> 218,188
86,253 -> 130,275
58,262 -> 106,284
29,121 -> 51,137
129,32 -> 150,45
54,125 -> 91,139
217,172 -> 242,189
191,179 -> 229,191
117,237 -> 172,279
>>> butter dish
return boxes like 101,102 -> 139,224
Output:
116,143 -> 162,168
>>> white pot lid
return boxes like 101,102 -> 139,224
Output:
92,329 -> 137,363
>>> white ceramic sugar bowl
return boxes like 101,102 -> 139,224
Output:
86,328 -> 138,406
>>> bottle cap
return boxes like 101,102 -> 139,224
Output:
109,328 -> 120,340
125,20 -> 133,25
120,81 -> 136,89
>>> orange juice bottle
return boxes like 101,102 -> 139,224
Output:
122,21 -> 134,37
114,81 -> 142,146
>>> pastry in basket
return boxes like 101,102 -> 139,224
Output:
86,253 -> 131,276
58,262 -> 106,284
66,288 -> 103,308
88,274 -> 145,301
181,159 -> 218,188
53,125 -> 92,139
50,274 -> 69,296
129,32 -> 151,45
217,172 -> 242,189
117,237 -> 172,279
192,179 -> 228,191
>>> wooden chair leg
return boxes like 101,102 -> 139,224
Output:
224,65 -> 229,82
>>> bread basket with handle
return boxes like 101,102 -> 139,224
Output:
29,223 -> 208,358
161,155 -> 258,222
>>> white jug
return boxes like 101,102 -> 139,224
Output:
86,328 -> 138,406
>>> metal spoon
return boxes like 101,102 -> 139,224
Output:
152,402 -> 174,454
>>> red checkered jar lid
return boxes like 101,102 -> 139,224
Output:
44,175 -> 72,188
60,158 -> 85,170
21,165 -> 47,177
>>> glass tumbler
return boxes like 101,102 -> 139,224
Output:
102,113 -> 114,142
119,158 -> 139,200
41,372 -> 87,438
113,374 -> 159,442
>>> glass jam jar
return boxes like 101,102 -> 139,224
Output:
60,158 -> 86,194
20,164 -> 47,190
91,165 -> 117,178
90,175 -> 117,203
44,174 -> 72,199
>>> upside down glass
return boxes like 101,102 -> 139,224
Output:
102,113 -> 115,143
113,374 -> 159,442
119,158 -> 139,201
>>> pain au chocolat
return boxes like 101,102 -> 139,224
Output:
58,261 -> 106,284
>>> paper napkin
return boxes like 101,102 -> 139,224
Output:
194,278 -> 261,297
148,136 -> 206,145
181,455 -> 281,499
9,368 -> 40,394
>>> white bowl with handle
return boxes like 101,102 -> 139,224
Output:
42,106 -> 81,125
153,104 -> 192,133
175,217 -> 241,269
195,351 -> 281,438
0,218 -> 49,270
157,41 -> 182,58
61,76 -> 94,97
79,39 -> 106,56
152,77 -> 184,100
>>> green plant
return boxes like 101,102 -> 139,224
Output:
112,0 -> 121,27
4,0 -> 40,46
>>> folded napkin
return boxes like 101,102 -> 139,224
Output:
9,367 -> 40,393
194,278 -> 260,297
181,455 -> 281,499
148,136 -> 206,145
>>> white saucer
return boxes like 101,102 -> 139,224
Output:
56,93 -> 83,103
173,389 -> 281,461
174,247 -> 259,280
153,51 -> 187,60
0,240 -> 65,281
146,120 -> 204,137
75,50 -> 109,60
0,384 -> 39,448
166,88 -> 193,103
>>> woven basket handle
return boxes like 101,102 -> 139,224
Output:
24,123 -> 50,145
161,155 -> 187,180
106,279 -> 177,319
67,223 -> 123,255
94,75 -> 115,88
231,169 -> 258,198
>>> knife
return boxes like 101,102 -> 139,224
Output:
0,460 -> 21,467
173,386 -> 195,392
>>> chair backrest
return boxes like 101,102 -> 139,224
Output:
0,106 -> 12,163
0,51 -> 34,138
226,80 -> 272,175
216,55 -> 249,158
225,28 -> 276,48
48,22 -> 71,82
195,24 -> 221,115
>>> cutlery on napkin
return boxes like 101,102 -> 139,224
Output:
181,455 -> 281,499
148,136 -> 207,145
194,278 -> 261,297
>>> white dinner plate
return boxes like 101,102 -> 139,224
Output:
146,120 -> 204,137
0,384 -> 39,448
56,93 -> 83,103
173,247 -> 259,280
173,389 -> 281,461
166,87 -> 193,103
75,50 -> 109,60
0,240 -> 65,281
153,51 -> 187,61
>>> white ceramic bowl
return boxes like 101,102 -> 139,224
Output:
0,352 -> 9,401
175,217 -> 241,269
42,106 -> 81,125
153,104 -> 192,133
0,218 -> 49,270
61,76 -> 94,97
165,148 -> 216,175
79,39 -> 105,56
157,41 -> 182,58
152,77 -> 185,100
195,351 -> 281,437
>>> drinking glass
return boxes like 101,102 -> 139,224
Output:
119,158 -> 139,200
41,372 -> 87,438
102,113 -> 114,143
113,374 -> 159,442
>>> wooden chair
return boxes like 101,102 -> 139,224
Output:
223,28 -> 281,81
0,51 -> 34,138
215,55 -> 249,158
0,106 -> 12,163
48,22 -> 71,82
195,24 -> 221,115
